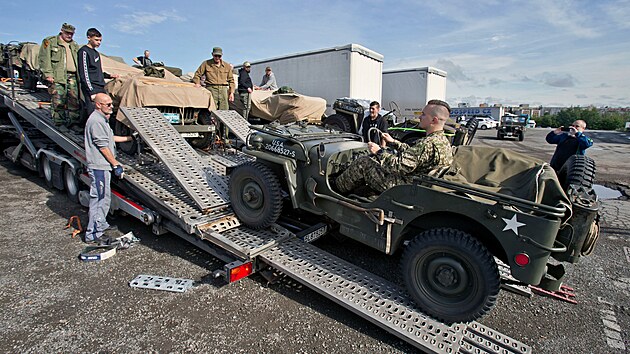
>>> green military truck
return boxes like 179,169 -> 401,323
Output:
228,121 -> 600,323
497,113 -> 529,141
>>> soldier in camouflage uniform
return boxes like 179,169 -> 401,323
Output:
38,23 -> 80,128
335,99 -> 454,194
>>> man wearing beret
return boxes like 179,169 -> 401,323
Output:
193,47 -> 235,110
38,23 -> 81,129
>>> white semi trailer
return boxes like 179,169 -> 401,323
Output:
381,67 -> 447,123
244,44 -> 383,116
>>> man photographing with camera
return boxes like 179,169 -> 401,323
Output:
546,119 -> 593,171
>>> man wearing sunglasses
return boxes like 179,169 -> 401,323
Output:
192,47 -> 235,110
546,119 -> 593,171
84,93 -> 133,244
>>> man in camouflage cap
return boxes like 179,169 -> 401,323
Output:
192,47 -> 235,110
38,23 -> 80,128
334,99 -> 454,194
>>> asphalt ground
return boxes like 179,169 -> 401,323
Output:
0,127 -> 629,353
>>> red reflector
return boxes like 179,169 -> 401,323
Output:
514,253 -> 530,266
228,262 -> 253,283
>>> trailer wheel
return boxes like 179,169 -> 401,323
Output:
557,155 -> 596,190
324,114 -> 352,133
39,154 -> 54,188
401,228 -> 500,324
230,162 -> 283,229
63,164 -> 80,203
188,110 -> 213,149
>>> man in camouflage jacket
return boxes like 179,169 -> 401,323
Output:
335,99 -> 454,194
38,23 -> 80,128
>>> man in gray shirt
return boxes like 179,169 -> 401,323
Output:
255,66 -> 278,91
84,93 -> 132,243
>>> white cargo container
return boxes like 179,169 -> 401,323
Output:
381,67 -> 447,123
244,44 -> 383,116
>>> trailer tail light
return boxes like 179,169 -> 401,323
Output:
514,253 -> 530,267
227,261 -> 253,283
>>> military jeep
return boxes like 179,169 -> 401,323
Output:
497,114 -> 529,141
229,122 -> 600,323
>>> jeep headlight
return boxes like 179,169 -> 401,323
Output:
250,133 -> 264,150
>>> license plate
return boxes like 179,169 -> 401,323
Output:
300,224 -> 328,243
180,132 -> 200,138
163,113 -> 181,124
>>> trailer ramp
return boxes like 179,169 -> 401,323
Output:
211,110 -> 251,143
260,238 -> 531,354
118,107 -> 229,213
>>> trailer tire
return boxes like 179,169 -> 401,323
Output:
557,155 -> 596,190
230,162 -> 283,230
39,154 -> 54,188
188,110 -> 213,149
63,163 -> 80,203
324,114 -> 352,133
401,228 -> 499,324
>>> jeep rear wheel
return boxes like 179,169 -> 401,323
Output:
401,228 -> 499,323
230,162 -> 283,229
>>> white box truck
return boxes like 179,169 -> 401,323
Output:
245,44 -> 383,116
381,67 -> 447,123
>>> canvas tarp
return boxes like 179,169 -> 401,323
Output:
106,75 -> 216,110
230,90 -> 326,124
440,145 -> 570,210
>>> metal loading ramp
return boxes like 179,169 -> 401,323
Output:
211,110 -> 252,143
119,107 -> 229,213
259,238 -> 531,354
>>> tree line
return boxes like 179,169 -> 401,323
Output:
535,107 -> 630,130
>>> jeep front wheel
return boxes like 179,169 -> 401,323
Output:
230,162 -> 283,229
401,228 -> 500,323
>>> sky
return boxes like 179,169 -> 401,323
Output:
2,0 -> 629,108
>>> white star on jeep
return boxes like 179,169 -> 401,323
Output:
502,214 -> 525,235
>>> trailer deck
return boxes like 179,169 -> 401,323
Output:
0,82 -> 531,353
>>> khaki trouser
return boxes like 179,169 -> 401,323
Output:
207,85 -> 229,110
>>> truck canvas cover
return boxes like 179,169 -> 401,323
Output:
231,90 -> 326,124
106,75 -> 216,110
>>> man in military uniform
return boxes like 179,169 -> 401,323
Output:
193,47 -> 234,110
334,99 -> 454,194
38,23 -> 80,128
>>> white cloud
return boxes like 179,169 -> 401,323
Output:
114,11 -> 185,34
532,0 -> 600,38
84,5 -> 95,13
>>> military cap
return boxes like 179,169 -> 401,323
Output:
243,61 -> 251,67
61,23 -> 76,33
212,47 -> 223,56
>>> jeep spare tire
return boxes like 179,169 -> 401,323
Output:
324,114 -> 352,133
401,228 -> 500,323
230,162 -> 283,229
557,155 -> 596,190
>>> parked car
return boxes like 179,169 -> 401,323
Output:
476,117 -> 499,130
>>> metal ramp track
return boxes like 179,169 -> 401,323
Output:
260,238 -> 531,354
119,154 -> 239,234
119,107 -> 229,213
211,110 -> 251,143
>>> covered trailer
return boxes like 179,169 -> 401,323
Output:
382,67 -> 447,123
243,44 -> 383,116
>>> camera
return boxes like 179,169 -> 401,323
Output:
561,127 -> 571,132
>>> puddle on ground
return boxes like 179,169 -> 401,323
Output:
593,184 -> 622,200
